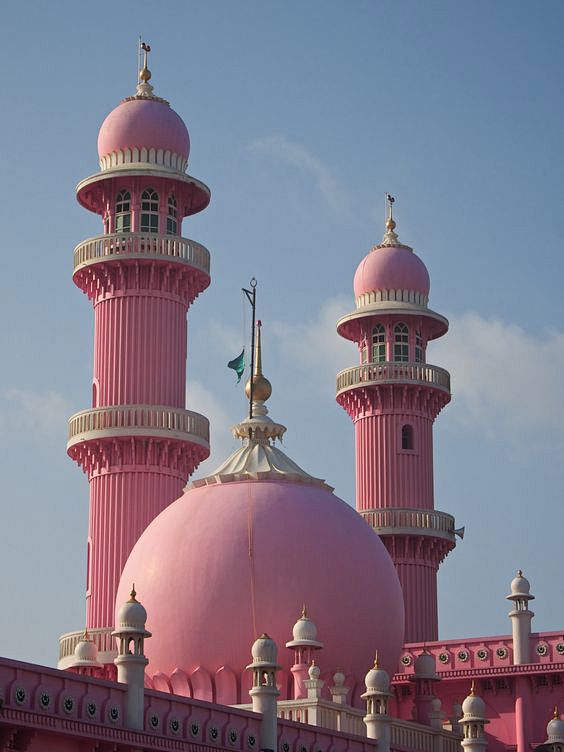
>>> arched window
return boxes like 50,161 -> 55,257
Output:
372,324 -> 386,362
167,194 -> 178,235
115,189 -> 131,233
394,322 -> 409,362
415,330 -> 424,363
401,424 -> 414,450
141,188 -> 159,233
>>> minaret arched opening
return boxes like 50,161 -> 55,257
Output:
401,424 -> 414,451
394,322 -> 409,362
372,323 -> 386,362
167,194 -> 178,235
115,189 -> 131,233
140,188 -> 159,232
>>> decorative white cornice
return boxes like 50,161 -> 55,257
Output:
356,288 -> 428,309
99,147 -> 188,173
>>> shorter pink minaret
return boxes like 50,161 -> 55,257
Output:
336,197 -> 458,643
286,606 -> 323,699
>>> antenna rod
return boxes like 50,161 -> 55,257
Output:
242,278 -> 257,420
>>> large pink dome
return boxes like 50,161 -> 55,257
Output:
117,479 -> 404,702
354,245 -> 430,300
97,97 -> 190,162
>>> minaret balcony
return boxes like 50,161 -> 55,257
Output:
67,404 -> 209,452
362,507 -> 456,543
336,361 -> 450,396
73,232 -> 210,277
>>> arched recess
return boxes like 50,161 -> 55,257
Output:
152,672 -> 172,693
191,666 -> 214,702
240,668 -> 253,701
215,665 -> 238,705
169,668 -> 192,697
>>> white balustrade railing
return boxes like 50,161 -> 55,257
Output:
336,361 -> 450,394
74,232 -> 210,275
390,719 -> 461,752
362,508 -> 455,537
68,405 -> 209,445
58,627 -> 116,661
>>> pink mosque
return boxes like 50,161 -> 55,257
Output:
1,52 -> 564,752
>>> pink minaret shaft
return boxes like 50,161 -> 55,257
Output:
336,201 -> 457,643
68,62 -> 211,630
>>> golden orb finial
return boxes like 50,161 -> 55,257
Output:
373,649 -> 379,669
244,320 -> 272,402
301,603 -> 308,618
385,193 -> 396,229
470,680 -> 476,696
129,584 -> 137,602
554,706 -> 560,720
139,41 -> 152,83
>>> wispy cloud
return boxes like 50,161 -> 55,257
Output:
1,388 -> 71,442
430,313 -> 564,452
270,295 -> 356,395
187,380 -> 237,479
249,135 -> 348,213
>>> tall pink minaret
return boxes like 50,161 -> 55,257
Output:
336,197 -> 458,643
67,51 -> 210,632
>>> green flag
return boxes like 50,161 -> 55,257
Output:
227,349 -> 245,383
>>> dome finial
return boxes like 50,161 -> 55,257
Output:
245,319 -> 273,405
381,193 -> 400,246
129,583 -> 137,602
554,706 -> 560,720
373,649 -> 379,669
301,603 -> 308,618
470,680 -> 476,696
136,40 -> 155,98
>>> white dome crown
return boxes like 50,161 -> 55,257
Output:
114,586 -> 151,636
414,649 -> 438,679
72,629 -> 101,667
462,682 -> 486,719
364,652 -> 390,693
507,570 -> 534,601
249,633 -> 280,667
286,605 -> 324,649
547,707 -> 564,743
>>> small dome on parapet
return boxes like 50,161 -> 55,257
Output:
114,587 -> 151,635
332,669 -> 346,687
507,569 -> 534,599
364,653 -> 390,693
308,660 -> 321,680
249,633 -> 280,668
413,649 -> 438,679
286,605 -> 324,648
547,707 -> 564,743
72,630 -> 100,667
462,682 -> 486,719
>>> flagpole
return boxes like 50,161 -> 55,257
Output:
243,277 -> 257,421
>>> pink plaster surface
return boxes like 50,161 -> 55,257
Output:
98,98 -> 190,161
117,479 -> 405,701
353,245 -> 430,299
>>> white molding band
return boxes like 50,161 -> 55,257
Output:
356,288 -> 429,308
99,147 -> 188,174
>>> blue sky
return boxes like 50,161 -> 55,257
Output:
0,1 -> 563,666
